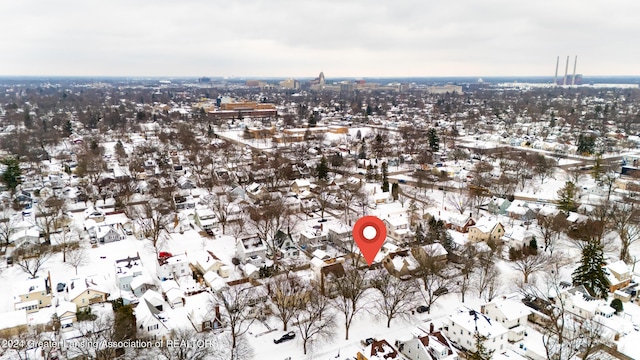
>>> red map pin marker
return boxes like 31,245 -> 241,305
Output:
352,216 -> 387,266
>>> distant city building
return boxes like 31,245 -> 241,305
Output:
427,85 -> 463,94
280,78 -> 300,90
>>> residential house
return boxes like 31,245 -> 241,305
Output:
186,291 -> 223,332
269,230 -> 300,259
357,339 -> 400,360
194,251 -> 225,275
157,253 -> 191,281
130,274 -> 156,298
468,218 -> 504,243
67,277 -> 109,309
159,280 -> 185,309
135,290 -> 172,341
445,308 -> 508,354
290,179 -> 311,194
412,243 -> 449,264
383,250 -> 419,279
605,260 -> 632,293
194,207 -> 217,234
236,236 -> 267,267
384,216 -> 412,243
501,226 -> 534,250
56,301 -> 78,332
298,225 -> 328,252
558,285 -> 615,319
327,221 -> 352,249
398,324 -> 459,360
445,214 -> 475,233
505,200 -> 535,221
374,192 -> 392,204
115,254 -> 144,291
89,224 -> 125,244
13,275 -> 52,313
481,296 -> 531,342
488,197 -> 511,216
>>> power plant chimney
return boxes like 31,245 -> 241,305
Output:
563,56 -> 569,86
554,56 -> 559,85
571,56 -> 578,85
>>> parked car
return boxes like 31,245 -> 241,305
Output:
57,283 -> 66,292
434,287 -> 449,296
416,305 -> 429,313
274,331 -> 295,344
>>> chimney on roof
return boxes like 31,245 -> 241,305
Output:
215,305 -> 220,320
430,322 -> 435,333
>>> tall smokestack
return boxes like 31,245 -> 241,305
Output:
554,56 -> 559,85
563,56 -> 569,85
571,56 -> 578,85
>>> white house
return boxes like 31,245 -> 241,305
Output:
115,254 -> 144,291
89,224 -> 125,244
159,280 -> 185,309
383,216 -> 412,243
481,296 -> 531,342
399,325 -> 459,360
445,308 -> 508,354
236,236 -> 267,266
135,290 -> 171,341
156,253 -> 191,281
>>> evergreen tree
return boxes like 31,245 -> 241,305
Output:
358,140 -> 367,160
356,129 -> 362,140
427,128 -> 439,152
572,239 -> 610,299
467,332 -> 495,360
381,162 -> 389,193
610,298 -> 623,313
556,181 -> 578,213
577,134 -> 596,155
316,156 -> 329,181
414,223 -> 425,244
391,183 -> 399,201
1,157 -> 21,195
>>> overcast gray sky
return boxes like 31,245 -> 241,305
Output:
1,0 -> 638,78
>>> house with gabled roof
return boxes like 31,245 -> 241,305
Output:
357,339 -> 400,360
468,218 -> 504,243
398,324 -> 459,360
445,214 -> 475,233
383,250 -> 419,280
445,307 -> 508,354
481,296 -> 531,342
67,276 -> 109,309
488,197 -> 511,216
13,274 -> 52,313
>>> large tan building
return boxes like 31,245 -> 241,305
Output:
14,275 -> 52,313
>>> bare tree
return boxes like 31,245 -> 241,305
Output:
294,284 -> 336,355
474,254 -> 500,301
537,213 -> 565,254
601,170 -> 618,201
134,200 -> 172,255
14,245 -> 51,278
457,243 -> 477,303
55,225 -> 80,263
413,248 -> 455,313
67,245 -> 89,275
35,195 -> 67,243
511,253 -> 551,284
212,285 -> 256,356
533,154 -> 556,184
268,273 -> 307,331
67,313 -> 119,360
0,325 -> 44,360
332,267 -> 368,340
609,203 -> 640,263
210,194 -> 231,234
446,190 -> 473,215
0,210 -> 17,252
370,270 -> 416,327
